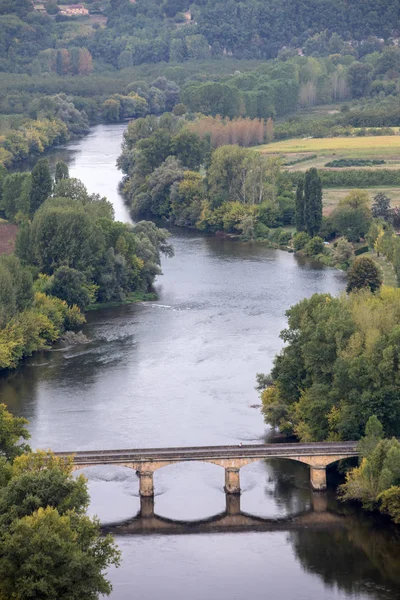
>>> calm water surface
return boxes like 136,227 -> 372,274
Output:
2,125 -> 400,600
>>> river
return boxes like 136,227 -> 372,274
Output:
2,124 -> 400,600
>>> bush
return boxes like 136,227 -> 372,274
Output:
278,231 -> 292,245
304,236 -> 325,256
325,159 -> 385,168
293,231 -> 310,251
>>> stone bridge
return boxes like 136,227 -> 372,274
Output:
59,441 -> 358,494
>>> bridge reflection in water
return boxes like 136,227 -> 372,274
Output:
103,492 -> 346,536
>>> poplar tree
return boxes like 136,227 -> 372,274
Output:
304,167 -> 322,237
29,159 -> 52,216
295,178 -> 305,231
55,161 -> 69,183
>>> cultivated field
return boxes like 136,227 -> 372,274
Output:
256,135 -> 400,214
258,136 -> 400,171
323,187 -> 400,216
258,136 -> 400,159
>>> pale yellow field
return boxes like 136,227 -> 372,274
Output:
257,136 -> 400,156
323,187 -> 400,216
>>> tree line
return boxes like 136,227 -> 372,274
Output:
0,158 -> 173,370
118,112 -> 299,239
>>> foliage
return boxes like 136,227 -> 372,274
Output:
325,159 -> 385,168
119,117 -> 293,234
304,236 -> 324,257
29,158 -> 52,215
346,256 -> 382,294
0,404 -> 30,462
330,190 -> 371,243
297,168 -> 322,237
259,287 -> 400,441
340,417 -> 400,523
372,192 -> 392,222
0,408 -> 120,600
293,231 -> 310,251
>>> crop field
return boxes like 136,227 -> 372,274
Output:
322,187 -> 400,216
258,135 -> 400,157
258,136 -> 400,171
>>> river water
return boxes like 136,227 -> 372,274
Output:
2,124 -> 400,599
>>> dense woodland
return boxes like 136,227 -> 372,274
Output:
0,158 -> 173,370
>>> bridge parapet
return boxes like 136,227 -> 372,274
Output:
66,442 -> 359,495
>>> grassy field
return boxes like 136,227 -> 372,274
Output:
258,136 -> 400,158
258,136 -> 400,172
323,187 -> 400,215
365,252 -> 398,288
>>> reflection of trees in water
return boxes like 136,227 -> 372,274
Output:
0,367 -> 39,421
261,458 -> 312,514
290,519 -> 400,597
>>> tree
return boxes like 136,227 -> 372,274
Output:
171,130 -> 206,170
50,267 -> 92,310
332,237 -> 354,267
331,190 -> 371,242
0,404 -> 30,462
102,99 -> 120,123
55,161 -> 69,183
295,178 -> 305,231
348,62 -> 372,98
29,201 -> 102,274
0,505 -> 120,600
346,256 -> 382,294
30,159 -> 52,216
303,168 -> 322,237
1,172 -> 31,221
372,192 -> 392,222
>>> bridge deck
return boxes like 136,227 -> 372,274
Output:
57,441 -> 358,465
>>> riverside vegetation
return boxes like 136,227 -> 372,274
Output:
0,158 -> 173,371
0,403 -> 120,599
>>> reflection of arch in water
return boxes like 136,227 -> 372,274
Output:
103,492 -> 347,537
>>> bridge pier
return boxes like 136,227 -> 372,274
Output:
140,495 -> 155,518
225,491 -> 241,515
225,467 -> 240,495
137,470 -> 154,497
310,465 -> 327,491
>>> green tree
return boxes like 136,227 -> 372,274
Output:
346,256 -> 382,294
50,267 -> 92,310
295,178 -> 305,231
1,173 -> 31,221
30,159 -> 52,216
331,189 -> 371,242
0,404 -> 30,462
0,506 -> 120,600
55,161 -> 69,184
303,168 -> 322,237
372,192 -> 392,222
171,130 -> 207,170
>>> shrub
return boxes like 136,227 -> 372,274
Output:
293,231 -> 310,251
304,236 -> 325,256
